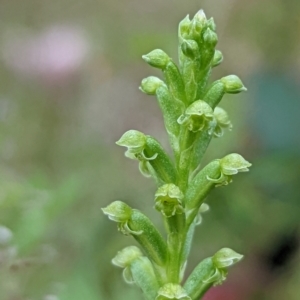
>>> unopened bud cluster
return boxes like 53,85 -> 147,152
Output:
103,9 -> 251,300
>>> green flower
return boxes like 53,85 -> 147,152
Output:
116,130 -> 158,177
213,107 -> 232,137
154,184 -> 184,217
156,283 -> 191,300
220,75 -> 247,94
102,201 -> 142,235
213,248 -> 244,269
207,153 -> 251,186
177,100 -> 214,133
112,246 -> 143,283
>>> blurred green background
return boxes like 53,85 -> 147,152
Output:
1,0 -> 300,299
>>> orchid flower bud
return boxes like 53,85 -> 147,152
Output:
140,76 -> 164,95
221,75 -> 247,94
181,39 -> 199,60
156,283 -> 191,300
154,184 -> 184,217
207,18 -> 217,31
142,49 -> 171,70
204,75 -> 246,109
213,107 -> 232,138
178,15 -> 192,39
203,28 -> 218,48
190,9 -> 207,41
178,100 -> 214,133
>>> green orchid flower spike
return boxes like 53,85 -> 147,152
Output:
103,9 -> 251,300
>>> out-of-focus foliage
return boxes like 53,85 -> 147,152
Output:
0,0 -> 300,299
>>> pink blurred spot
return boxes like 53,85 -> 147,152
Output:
202,284 -> 243,300
2,25 -> 89,85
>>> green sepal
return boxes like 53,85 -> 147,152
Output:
156,283 -> 191,300
130,256 -> 160,300
129,209 -> 168,267
144,136 -> 178,184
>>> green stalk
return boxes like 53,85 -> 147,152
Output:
129,210 -> 167,267
130,257 -> 160,300
164,214 -> 185,283
144,136 -> 178,184
164,61 -> 187,105
183,257 -> 216,299
185,160 -> 221,226
177,127 -> 197,191
189,127 -> 216,177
